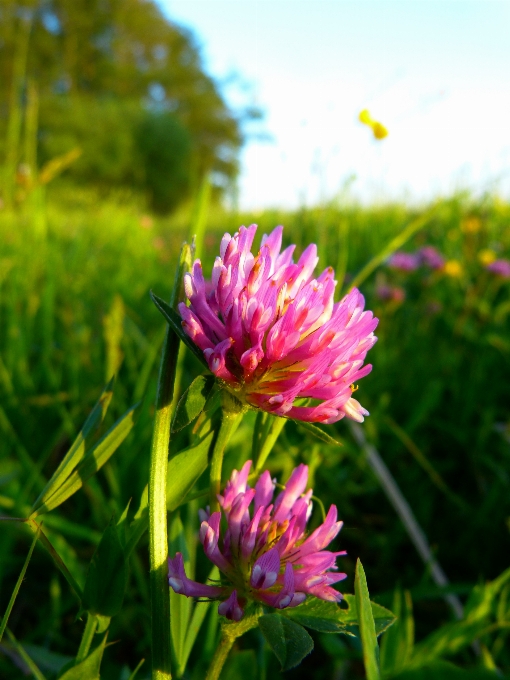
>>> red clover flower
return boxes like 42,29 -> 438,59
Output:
178,225 -> 378,424
168,461 -> 346,621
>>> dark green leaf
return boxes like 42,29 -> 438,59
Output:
82,520 -> 127,617
355,559 -> 381,680
283,594 -> 395,637
167,431 -> 214,511
150,292 -> 208,368
259,613 -> 314,671
172,375 -> 215,431
294,420 -> 342,446
57,634 -> 107,680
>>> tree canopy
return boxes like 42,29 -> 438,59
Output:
0,0 -> 244,211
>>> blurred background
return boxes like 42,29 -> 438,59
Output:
1,1 -> 510,678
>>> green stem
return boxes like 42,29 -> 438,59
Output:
205,609 -> 262,680
205,631 -> 235,680
254,416 -> 286,475
76,612 -> 97,664
149,245 -> 192,680
209,393 -> 244,512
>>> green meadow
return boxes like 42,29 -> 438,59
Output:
1,186 -> 509,678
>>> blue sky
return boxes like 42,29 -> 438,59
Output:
158,0 -> 510,209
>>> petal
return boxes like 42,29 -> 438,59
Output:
218,590 -> 244,621
251,546 -> 281,590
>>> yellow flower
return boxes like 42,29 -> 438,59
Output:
461,217 -> 482,234
478,249 -> 496,266
443,260 -> 463,278
358,109 -> 388,140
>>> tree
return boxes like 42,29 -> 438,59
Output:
0,0 -> 243,210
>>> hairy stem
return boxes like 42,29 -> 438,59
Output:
149,245 -> 192,680
205,609 -> 262,680
76,612 -> 97,664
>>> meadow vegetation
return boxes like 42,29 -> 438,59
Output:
1,186 -> 509,678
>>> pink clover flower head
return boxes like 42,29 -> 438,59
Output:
168,461 -> 347,621
418,246 -> 445,270
486,259 -> 510,279
387,251 -> 420,272
178,224 -> 378,424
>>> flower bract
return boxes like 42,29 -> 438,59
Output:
168,461 -> 346,621
178,224 -> 378,424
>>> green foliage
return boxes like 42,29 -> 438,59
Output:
81,519 -> 128,617
57,633 -> 107,680
1,192 -> 510,678
172,375 -> 216,432
355,559 -> 381,680
259,614 -> 314,671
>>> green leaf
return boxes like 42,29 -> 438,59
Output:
172,375 -> 215,432
283,594 -> 395,637
0,526 -> 40,643
150,292 -> 208,368
167,431 -> 214,511
355,559 -> 381,680
410,567 -> 510,666
380,588 -> 414,676
295,420 -> 343,446
57,633 -> 107,680
34,405 -> 137,516
81,519 -> 127,617
258,613 -> 314,671
30,378 -> 114,515
123,430 -> 213,558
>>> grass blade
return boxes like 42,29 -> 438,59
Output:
30,378 -> 115,515
5,628 -> 47,680
33,404 -> 137,516
355,559 -> 380,680
0,525 -> 40,643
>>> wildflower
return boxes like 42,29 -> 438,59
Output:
443,260 -> 463,278
178,225 -> 378,424
419,246 -> 445,270
478,249 -> 496,266
461,217 -> 482,234
375,283 -> 405,303
387,252 -> 420,272
486,259 -> 510,279
168,461 -> 346,621
358,109 -> 388,140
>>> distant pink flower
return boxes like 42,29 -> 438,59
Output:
387,252 -> 420,272
179,225 -> 378,424
168,461 -> 346,621
375,283 -> 406,303
419,246 -> 445,270
486,259 -> 510,279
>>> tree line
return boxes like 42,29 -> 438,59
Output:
0,0 -> 249,211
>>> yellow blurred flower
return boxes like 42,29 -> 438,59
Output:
443,260 -> 463,278
478,249 -> 496,266
461,217 -> 482,234
359,109 -> 388,140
